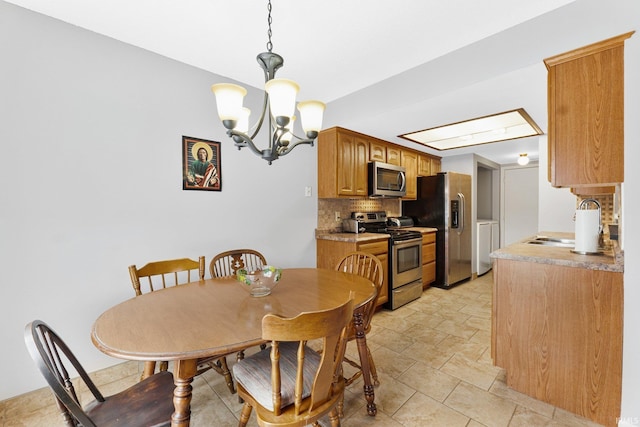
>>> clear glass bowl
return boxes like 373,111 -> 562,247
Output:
235,266 -> 282,297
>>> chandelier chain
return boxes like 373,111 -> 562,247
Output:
266,0 -> 273,52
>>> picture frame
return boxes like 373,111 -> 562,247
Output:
182,136 -> 221,191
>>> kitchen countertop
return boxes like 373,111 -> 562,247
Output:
490,231 -> 623,272
315,227 -> 437,242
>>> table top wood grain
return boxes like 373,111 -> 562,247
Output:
91,268 -> 376,362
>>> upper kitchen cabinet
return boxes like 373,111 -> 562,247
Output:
318,127 -> 369,198
418,154 -> 441,177
431,158 -> 441,174
400,150 -> 418,199
544,32 -> 634,188
387,146 -> 401,166
369,140 -> 387,162
417,154 -> 431,176
318,126 -> 441,199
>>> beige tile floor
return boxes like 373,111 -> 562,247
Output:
2,272 -> 606,427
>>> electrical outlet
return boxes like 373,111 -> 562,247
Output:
304,186 -> 312,197
335,211 -> 341,222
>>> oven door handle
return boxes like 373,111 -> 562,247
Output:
392,237 -> 423,248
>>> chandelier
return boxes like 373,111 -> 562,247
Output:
211,0 -> 326,165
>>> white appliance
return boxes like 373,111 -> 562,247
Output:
477,220 -> 499,275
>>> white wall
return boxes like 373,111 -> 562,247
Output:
0,2 -> 318,400
537,136 -> 576,232
501,165 -> 539,246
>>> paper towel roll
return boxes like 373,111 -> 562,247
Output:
575,210 -> 600,253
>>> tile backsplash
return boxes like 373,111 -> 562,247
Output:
318,198 -> 402,232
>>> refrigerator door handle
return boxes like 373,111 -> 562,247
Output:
457,192 -> 465,235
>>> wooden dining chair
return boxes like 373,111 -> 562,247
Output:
210,248 -> 269,367
335,251 -> 384,388
233,294 -> 355,427
209,248 -> 267,278
24,320 -> 175,427
128,256 -> 236,394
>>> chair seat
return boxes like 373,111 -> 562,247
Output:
233,342 -> 320,412
85,370 -> 175,427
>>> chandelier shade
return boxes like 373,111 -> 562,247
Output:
210,0 -> 325,164
297,100 -> 326,134
210,83 -> 247,123
265,78 -> 299,125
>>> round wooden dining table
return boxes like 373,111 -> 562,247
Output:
91,267 -> 378,427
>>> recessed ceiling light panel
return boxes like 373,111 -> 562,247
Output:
399,108 -> 543,150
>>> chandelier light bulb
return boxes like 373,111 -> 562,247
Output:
281,116 -> 296,145
236,107 -> 251,134
517,153 -> 530,166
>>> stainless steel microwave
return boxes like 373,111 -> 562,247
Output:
368,161 -> 407,197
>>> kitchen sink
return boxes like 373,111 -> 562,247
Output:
526,236 -> 575,248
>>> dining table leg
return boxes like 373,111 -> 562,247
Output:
353,311 -> 377,416
171,359 -> 198,427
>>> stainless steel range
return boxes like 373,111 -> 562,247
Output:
351,211 -> 423,310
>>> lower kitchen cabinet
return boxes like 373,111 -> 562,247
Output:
316,237 -> 389,307
492,258 -> 622,427
421,231 -> 436,288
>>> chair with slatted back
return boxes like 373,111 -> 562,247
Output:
335,251 -> 384,388
24,320 -> 175,427
210,249 -> 269,366
233,294 -> 355,427
128,256 -> 236,394
209,249 -> 267,278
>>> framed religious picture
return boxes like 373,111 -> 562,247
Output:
182,136 -> 222,191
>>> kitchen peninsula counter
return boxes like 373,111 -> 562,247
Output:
490,231 -> 623,272
491,231 -> 623,427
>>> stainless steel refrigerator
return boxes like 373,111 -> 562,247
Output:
402,172 -> 472,288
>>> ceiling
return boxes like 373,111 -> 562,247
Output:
5,0 -> 581,165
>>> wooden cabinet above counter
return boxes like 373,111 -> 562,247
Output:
544,32 -> 634,188
317,127 -> 441,199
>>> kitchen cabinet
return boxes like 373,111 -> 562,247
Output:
400,150 -> 418,200
369,140 -> 386,162
571,186 -> 616,196
417,154 -> 441,176
492,241 -> 623,427
417,154 -> 431,176
544,32 -> 633,188
387,146 -> 401,166
431,158 -> 441,174
318,127 -> 369,198
421,231 -> 436,288
316,237 -> 389,307
318,126 -> 441,199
